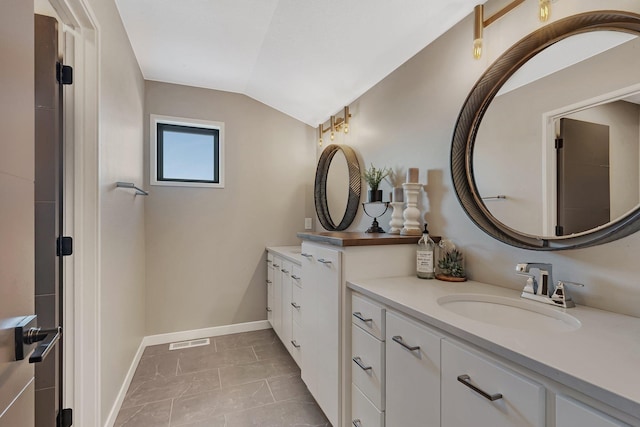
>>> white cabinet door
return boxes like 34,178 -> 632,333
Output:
352,384 -> 384,427
300,242 -> 342,427
266,253 -> 274,326
271,256 -> 283,338
385,311 -> 442,427
442,340 -> 545,427
556,395 -> 628,427
280,260 -> 293,353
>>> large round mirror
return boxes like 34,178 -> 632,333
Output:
315,144 -> 361,231
452,11 -> 640,250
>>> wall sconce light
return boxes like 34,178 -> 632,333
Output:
473,0 -> 552,59
318,106 -> 351,146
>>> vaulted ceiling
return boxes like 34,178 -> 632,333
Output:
115,0 -> 482,126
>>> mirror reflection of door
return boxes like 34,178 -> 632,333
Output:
556,118 -> 610,236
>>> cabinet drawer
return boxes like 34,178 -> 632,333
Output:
385,311 -> 441,427
352,324 -> 385,410
352,293 -> 385,340
352,384 -> 384,427
291,264 -> 302,288
556,395 -> 628,427
291,283 -> 302,325
290,320 -> 302,368
442,340 -> 545,427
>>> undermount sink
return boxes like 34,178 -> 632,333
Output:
437,294 -> 581,332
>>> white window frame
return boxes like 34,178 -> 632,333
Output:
150,114 -> 225,188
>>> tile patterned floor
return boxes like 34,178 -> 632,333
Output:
114,329 -> 331,427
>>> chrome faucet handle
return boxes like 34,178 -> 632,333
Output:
551,281 -> 584,308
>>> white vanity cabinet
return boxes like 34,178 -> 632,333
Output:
385,311 -> 442,427
266,247 -> 304,368
556,395 -> 629,427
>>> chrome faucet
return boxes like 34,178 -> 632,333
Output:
515,263 -> 582,308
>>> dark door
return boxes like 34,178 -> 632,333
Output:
0,1 -> 36,425
557,118 -> 610,236
35,14 -> 71,427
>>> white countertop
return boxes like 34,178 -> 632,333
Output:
347,276 -> 640,419
266,246 -> 303,265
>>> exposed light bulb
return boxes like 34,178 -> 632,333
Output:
539,0 -> 550,22
473,38 -> 483,60
330,131 -> 335,141
344,124 -> 349,134
319,137 -> 323,146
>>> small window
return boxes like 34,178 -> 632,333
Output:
150,115 -> 225,188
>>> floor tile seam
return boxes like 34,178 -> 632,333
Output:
120,396 -> 174,411
264,375 -> 276,402
174,377 -> 267,401
167,398 -> 174,427
115,400 -> 147,426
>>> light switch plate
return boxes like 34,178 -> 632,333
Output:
304,218 -> 312,230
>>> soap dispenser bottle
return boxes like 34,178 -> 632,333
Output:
417,223 -> 435,279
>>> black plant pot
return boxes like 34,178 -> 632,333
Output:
368,189 -> 383,202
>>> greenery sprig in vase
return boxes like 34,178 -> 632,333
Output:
436,239 -> 467,281
363,164 -> 390,202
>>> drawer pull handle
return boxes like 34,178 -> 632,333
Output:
266,307 -> 272,312
291,302 -> 301,309
291,340 -> 301,349
267,260 -> 272,264
392,335 -> 420,352
318,258 -> 332,264
301,253 -> 313,258
352,312 -> 373,324
352,420 -> 362,427
352,356 -> 372,371
281,269 -> 289,274
291,275 -> 301,280
266,280 -> 272,284
457,374 -> 503,401
273,264 -> 280,268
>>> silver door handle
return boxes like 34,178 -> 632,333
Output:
291,340 -> 301,349
352,356 -> 372,371
457,374 -> 503,401
301,253 -> 313,258
273,264 -> 280,268
291,275 -> 301,280
266,307 -> 272,312
392,335 -> 420,352
352,312 -> 372,324
291,302 -> 301,309
317,258 -> 332,264
281,269 -> 289,274
266,280 -> 272,284
14,315 -> 61,363
353,419 -> 362,427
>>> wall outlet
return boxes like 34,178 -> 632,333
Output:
304,218 -> 313,230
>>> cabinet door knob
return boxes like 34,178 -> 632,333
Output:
352,312 -> 372,324
352,356 -> 373,371
457,374 -> 503,401
392,335 -> 420,352
291,302 -> 301,309
291,340 -> 301,349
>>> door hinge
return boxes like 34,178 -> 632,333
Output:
555,138 -> 564,149
555,225 -> 564,236
56,62 -> 73,85
56,236 -> 73,256
57,408 -> 73,427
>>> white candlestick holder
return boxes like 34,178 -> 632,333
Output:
401,183 -> 422,236
388,202 -> 404,235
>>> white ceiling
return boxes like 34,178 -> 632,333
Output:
115,0 -> 481,126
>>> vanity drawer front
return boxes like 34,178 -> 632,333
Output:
352,384 -> 384,427
290,320 -> 302,368
442,340 -> 545,427
556,395 -> 628,427
352,293 -> 385,340
385,311 -> 441,427
352,324 -> 385,410
291,264 -> 302,288
291,283 -> 302,325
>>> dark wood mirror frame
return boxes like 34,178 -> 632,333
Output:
451,10 -> 640,250
315,144 -> 362,231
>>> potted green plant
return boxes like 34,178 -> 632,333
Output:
363,164 -> 390,202
436,239 -> 467,281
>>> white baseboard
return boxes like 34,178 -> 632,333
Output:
103,320 -> 272,427
142,320 -> 271,347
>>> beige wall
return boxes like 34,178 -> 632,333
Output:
85,0 -> 147,423
326,0 -> 640,318
144,81 -> 315,335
